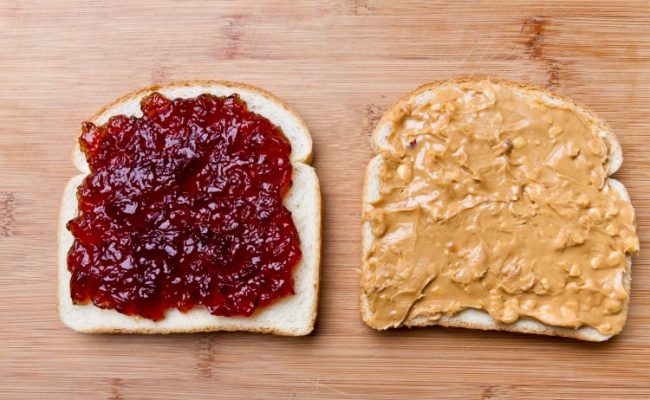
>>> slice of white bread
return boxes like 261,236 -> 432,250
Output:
59,81 -> 321,336
361,78 -> 635,341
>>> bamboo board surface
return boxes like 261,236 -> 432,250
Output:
1,1 -> 650,398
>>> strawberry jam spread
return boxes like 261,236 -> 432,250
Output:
66,91 -> 301,320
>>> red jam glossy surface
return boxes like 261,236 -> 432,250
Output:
66,92 -> 301,320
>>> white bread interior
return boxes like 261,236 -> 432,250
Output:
361,78 -> 634,342
59,81 -> 321,336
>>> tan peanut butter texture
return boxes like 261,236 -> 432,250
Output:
362,82 -> 639,335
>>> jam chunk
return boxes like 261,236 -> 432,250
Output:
67,92 -> 301,320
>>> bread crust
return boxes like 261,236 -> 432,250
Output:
59,81 -> 320,335
361,78 -> 635,341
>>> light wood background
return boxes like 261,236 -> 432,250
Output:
1,1 -> 650,398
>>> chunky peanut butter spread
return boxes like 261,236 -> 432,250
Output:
362,81 -> 639,335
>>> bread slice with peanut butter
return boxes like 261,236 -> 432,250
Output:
361,79 -> 639,341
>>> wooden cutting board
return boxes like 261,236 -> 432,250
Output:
1,1 -> 649,398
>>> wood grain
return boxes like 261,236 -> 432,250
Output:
1,0 -> 650,398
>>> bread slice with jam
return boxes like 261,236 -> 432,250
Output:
58,81 -> 321,336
